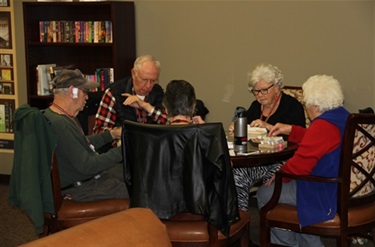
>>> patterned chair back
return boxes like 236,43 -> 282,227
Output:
347,115 -> 375,199
282,86 -> 310,127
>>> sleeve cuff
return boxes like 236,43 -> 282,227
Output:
148,107 -> 155,116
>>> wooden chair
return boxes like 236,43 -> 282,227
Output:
122,121 -> 250,247
259,113 -> 375,247
43,151 -> 130,236
282,86 -> 310,127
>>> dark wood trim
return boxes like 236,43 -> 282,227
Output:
0,174 -> 10,184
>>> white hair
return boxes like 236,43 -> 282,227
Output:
302,75 -> 344,112
133,55 -> 161,73
248,63 -> 284,89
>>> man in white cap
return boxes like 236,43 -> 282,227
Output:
44,69 -> 128,201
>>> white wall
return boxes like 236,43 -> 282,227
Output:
135,0 -> 374,128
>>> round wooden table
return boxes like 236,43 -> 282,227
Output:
230,142 -> 298,168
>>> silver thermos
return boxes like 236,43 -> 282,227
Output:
233,107 -> 247,153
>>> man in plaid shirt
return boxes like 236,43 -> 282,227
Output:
93,55 -> 168,137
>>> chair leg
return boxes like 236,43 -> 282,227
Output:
39,224 -> 50,238
259,222 -> 271,247
338,233 -> 349,247
240,222 -> 250,247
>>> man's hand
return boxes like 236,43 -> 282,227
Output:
122,93 -> 154,113
122,93 -> 142,109
192,116 -> 205,124
110,127 -> 122,140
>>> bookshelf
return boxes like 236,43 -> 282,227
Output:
0,0 -> 18,166
23,1 -> 136,110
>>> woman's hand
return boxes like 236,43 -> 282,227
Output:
250,119 -> 272,131
228,122 -> 234,133
264,175 -> 275,186
268,123 -> 292,137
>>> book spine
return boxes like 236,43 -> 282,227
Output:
105,21 -> 112,43
100,21 -> 106,43
52,21 -> 57,43
46,21 -> 53,43
4,101 -> 10,133
39,21 -> 45,42
57,21 -> 62,43
8,101 -> 13,133
75,21 -> 80,43
109,68 -> 114,83
0,103 -> 5,132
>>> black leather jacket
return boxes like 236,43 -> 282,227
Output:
122,121 -> 239,236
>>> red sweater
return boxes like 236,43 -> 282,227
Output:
281,119 -> 341,176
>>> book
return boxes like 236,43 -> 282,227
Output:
1,68 -> 12,81
0,104 -> 5,132
49,66 -> 63,81
37,64 -> 56,95
0,54 -> 12,67
4,101 -> 10,132
7,101 -> 13,133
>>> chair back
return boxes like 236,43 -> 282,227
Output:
339,113 -> 375,210
282,86 -> 310,127
50,151 -> 63,213
122,121 -> 239,236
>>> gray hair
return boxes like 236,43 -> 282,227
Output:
53,88 -> 69,95
248,63 -> 284,90
133,55 -> 161,73
302,75 -> 344,112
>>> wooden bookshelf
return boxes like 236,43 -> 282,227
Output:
0,1 -> 19,174
23,1 -> 136,109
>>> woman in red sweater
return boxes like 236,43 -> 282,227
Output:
257,75 -> 350,247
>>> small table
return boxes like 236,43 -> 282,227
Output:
229,141 -> 298,168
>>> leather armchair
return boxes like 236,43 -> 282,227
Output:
122,120 -> 250,247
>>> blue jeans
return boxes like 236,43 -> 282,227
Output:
257,180 -> 324,247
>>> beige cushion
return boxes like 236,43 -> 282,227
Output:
21,208 -> 171,247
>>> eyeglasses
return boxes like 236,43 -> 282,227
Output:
136,74 -> 159,85
250,84 -> 274,96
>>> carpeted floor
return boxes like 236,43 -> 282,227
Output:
0,184 -> 38,247
0,182 -> 373,247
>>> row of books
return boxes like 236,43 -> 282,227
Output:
91,67 -> 115,92
36,64 -> 114,96
39,20 -> 112,43
0,100 -> 14,133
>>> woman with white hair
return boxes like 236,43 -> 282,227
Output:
229,63 -> 306,211
257,75 -> 350,246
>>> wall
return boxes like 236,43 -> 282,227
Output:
135,0 -> 374,128
3,0 -> 374,174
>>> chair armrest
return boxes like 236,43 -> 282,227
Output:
260,170 -> 342,215
275,171 -> 342,184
